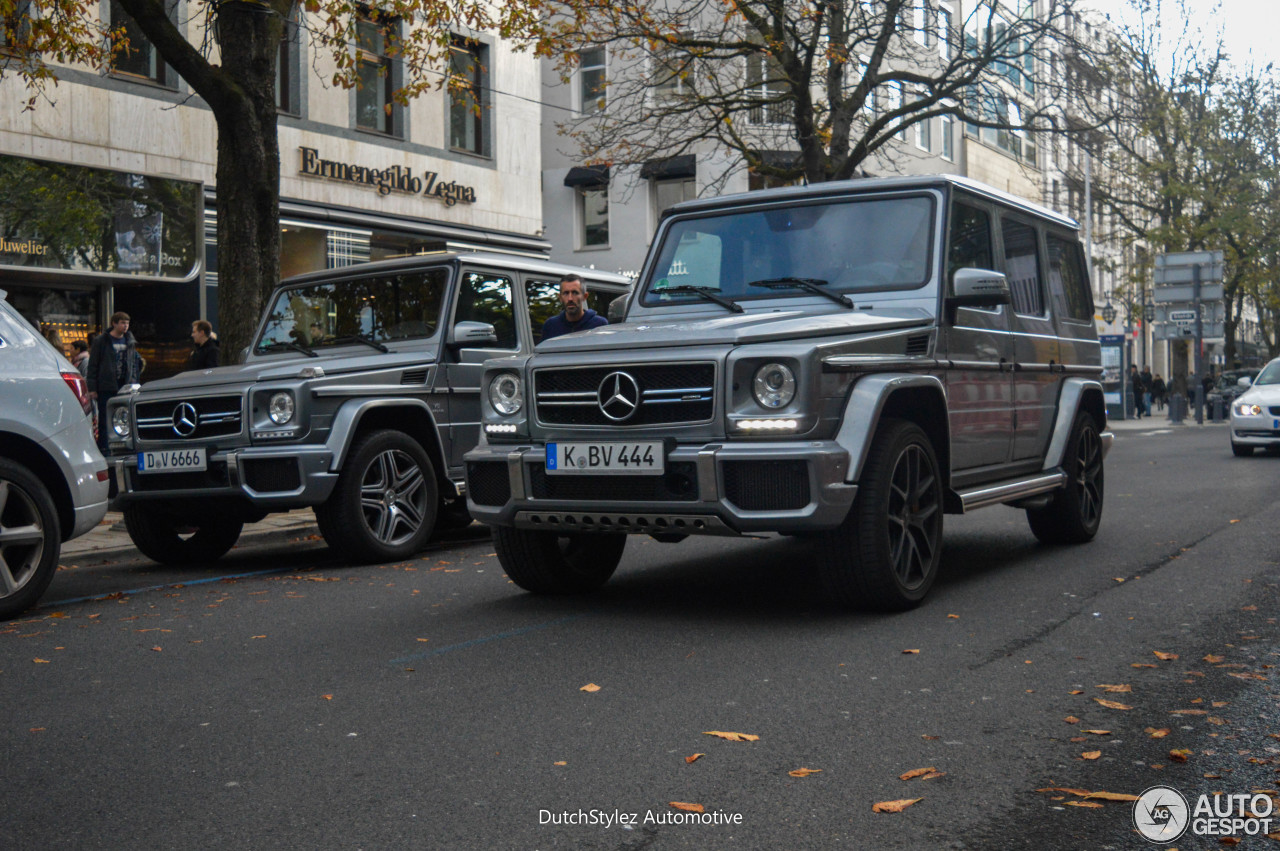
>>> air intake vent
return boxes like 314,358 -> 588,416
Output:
905,334 -> 930,355
401,369 -> 428,385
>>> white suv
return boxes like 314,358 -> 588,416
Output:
0,291 -> 110,619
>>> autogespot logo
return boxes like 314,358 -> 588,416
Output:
1134,785 -> 1190,843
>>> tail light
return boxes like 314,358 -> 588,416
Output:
60,369 -> 92,415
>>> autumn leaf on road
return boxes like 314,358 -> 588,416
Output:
1082,751 -> 1102,760
1093,698 -> 1133,710
789,768 -> 822,777
1083,730 -> 1112,736
1096,684 -> 1132,693
1169,749 -> 1193,762
1086,792 -> 1140,802
902,649 -> 920,654
669,802 -> 704,813
873,798 -> 922,813
1204,654 -> 1226,663
703,731 -> 759,742
685,754 -> 704,764
579,683 -> 601,692
1065,801 -> 1104,808
899,767 -> 938,780
1153,651 -> 1179,661
1064,716 -> 1080,724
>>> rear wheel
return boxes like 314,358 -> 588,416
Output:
817,419 -> 943,611
1027,411 -> 1104,544
0,459 -> 61,620
123,506 -> 243,565
493,527 -> 626,594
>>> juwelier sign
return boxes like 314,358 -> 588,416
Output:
299,147 -> 477,207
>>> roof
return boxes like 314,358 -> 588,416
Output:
664,173 -> 1079,230
281,252 -> 634,288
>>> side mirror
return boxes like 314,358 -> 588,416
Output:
448,320 -> 497,347
946,268 -> 1011,322
1238,376 -> 1253,388
607,293 -> 629,324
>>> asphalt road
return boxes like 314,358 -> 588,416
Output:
4,422 -> 1279,850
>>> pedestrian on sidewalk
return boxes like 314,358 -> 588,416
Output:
87,312 -> 144,454
1129,364 -> 1146,418
1151,373 -> 1166,411
188,319 -> 219,370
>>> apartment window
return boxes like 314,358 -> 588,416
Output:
888,81 -> 905,138
355,13 -> 395,133
579,187 -> 609,248
938,3 -> 954,59
747,48 -> 787,125
913,0 -> 930,47
915,116 -> 931,151
449,38 -> 486,155
110,0 -> 173,86
940,114 -> 954,160
653,40 -> 694,100
577,47 -> 606,114
654,178 -> 695,220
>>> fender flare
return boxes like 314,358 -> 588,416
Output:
325,398 -> 444,471
832,373 -> 948,484
1042,378 -> 1108,471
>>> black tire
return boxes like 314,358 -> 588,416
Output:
817,419 -> 943,612
432,497 -> 473,535
0,458 -> 62,620
1027,411 -> 1104,544
123,505 -> 243,565
493,526 -> 626,594
1231,441 -> 1254,457
315,430 -> 437,563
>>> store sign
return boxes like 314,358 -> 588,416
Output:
0,238 -> 50,257
299,147 -> 477,207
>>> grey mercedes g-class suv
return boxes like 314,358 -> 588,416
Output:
106,253 -> 630,565
465,176 -> 1111,610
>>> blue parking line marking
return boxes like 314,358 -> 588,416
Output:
43,567 -> 297,607
389,614 -> 584,665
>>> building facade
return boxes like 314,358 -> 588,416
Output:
0,9 -> 545,378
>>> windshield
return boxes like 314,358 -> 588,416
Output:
256,268 -> 449,353
1255,361 -> 1280,386
641,194 -> 935,306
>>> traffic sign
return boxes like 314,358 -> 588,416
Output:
1167,310 -> 1196,323
1155,250 -> 1223,267
1152,282 -> 1225,302
1153,265 -> 1224,284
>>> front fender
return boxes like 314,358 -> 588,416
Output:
1042,378 -> 1111,470
833,373 -> 948,483
326,398 -> 441,471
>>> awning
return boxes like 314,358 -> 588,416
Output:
563,165 -> 610,188
639,154 -> 697,181
752,150 -> 800,170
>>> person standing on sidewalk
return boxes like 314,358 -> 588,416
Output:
1151,373 -> 1166,412
87,312 -> 144,454
1128,364 -> 1145,418
188,319 -> 219,370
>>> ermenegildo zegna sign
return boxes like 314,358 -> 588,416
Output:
0,153 -> 201,279
299,147 -> 477,207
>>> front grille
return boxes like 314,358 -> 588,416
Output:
722,460 -> 810,511
529,462 -> 698,501
534,363 -> 715,427
466,462 -> 511,506
136,395 -> 243,441
1269,406 -> 1280,416
129,462 -> 231,492
242,458 -> 302,492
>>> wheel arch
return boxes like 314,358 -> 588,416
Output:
0,433 -> 73,542
326,399 -> 449,490
1042,379 -> 1108,472
833,374 -> 950,486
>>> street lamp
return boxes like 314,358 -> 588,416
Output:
1101,301 -> 1116,323
1143,292 -> 1155,323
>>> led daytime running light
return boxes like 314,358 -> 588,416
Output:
737,418 -> 800,431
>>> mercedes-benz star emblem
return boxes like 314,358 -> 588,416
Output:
597,371 -> 641,422
171,402 -> 199,437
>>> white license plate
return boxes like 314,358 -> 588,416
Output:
545,441 -> 664,475
138,448 -> 207,474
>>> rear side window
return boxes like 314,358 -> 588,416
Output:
456,272 -> 516,348
1001,218 -> 1045,316
1046,235 -> 1093,322
947,202 -> 993,287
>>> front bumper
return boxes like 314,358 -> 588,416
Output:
109,444 -> 339,510
465,440 -> 857,536
1230,412 -> 1280,447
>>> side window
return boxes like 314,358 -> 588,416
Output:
1001,218 -> 1045,316
1047,235 -> 1094,322
455,272 -> 516,348
526,279 -> 620,344
946,201 -> 993,287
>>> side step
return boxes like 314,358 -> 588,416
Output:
952,471 -> 1067,513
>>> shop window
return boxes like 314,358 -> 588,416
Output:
356,12 -> 399,135
579,186 -> 609,248
449,37 -> 487,155
110,0 -> 175,86
577,47 -> 606,114
454,272 -> 516,349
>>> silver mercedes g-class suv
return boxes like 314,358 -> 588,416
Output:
465,176 -> 1111,610
106,253 -> 630,565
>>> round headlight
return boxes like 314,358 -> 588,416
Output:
488,372 -> 523,416
111,406 -> 131,438
753,363 -> 796,409
1235,401 -> 1262,417
268,392 -> 295,425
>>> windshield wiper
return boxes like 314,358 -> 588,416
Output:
652,285 -> 744,313
327,334 -> 389,353
748,277 -> 853,308
256,340 -> 318,358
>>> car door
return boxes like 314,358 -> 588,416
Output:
444,268 -> 520,469
1000,215 -> 1060,462
941,197 -> 1015,471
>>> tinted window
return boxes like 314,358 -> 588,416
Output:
1047,235 -> 1093,322
455,272 -> 516,348
1002,218 -> 1044,316
947,201 -> 993,287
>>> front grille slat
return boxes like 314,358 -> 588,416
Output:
136,395 -> 244,441
535,363 -> 716,427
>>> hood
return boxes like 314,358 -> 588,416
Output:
136,346 -> 440,392
1239,382 -> 1280,405
534,308 -> 932,351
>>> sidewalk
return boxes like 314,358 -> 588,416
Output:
62,508 -> 320,561
1106,411 -> 1229,430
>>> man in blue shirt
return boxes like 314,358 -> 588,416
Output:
541,274 -> 608,341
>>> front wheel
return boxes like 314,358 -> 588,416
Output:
123,506 -> 243,565
0,459 -> 62,620
817,419 -> 943,611
1026,411 -> 1104,544
315,430 -> 437,563
493,527 -> 626,594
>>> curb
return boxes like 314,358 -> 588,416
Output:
61,519 -> 322,563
